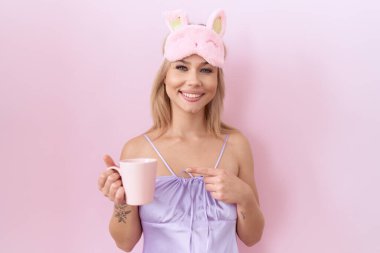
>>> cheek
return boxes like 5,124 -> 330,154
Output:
165,75 -> 182,90
207,78 -> 218,95
164,84 -> 176,99
210,87 -> 218,100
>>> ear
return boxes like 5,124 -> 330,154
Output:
206,9 -> 226,36
164,9 -> 189,32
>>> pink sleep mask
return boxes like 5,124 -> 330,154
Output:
163,9 -> 226,68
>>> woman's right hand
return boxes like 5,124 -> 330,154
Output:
98,154 -> 126,205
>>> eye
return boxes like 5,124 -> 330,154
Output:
175,65 -> 188,71
200,68 -> 213,73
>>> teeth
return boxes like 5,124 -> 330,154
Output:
182,92 -> 202,98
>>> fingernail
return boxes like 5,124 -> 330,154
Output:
185,168 -> 191,172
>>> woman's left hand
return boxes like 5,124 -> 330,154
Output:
186,167 -> 253,205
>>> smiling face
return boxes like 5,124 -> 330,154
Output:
164,54 -> 218,115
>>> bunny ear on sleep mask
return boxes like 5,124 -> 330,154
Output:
164,9 -> 189,32
206,9 -> 226,36
163,9 -> 227,68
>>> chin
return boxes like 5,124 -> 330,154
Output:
183,106 -> 204,114
190,108 -> 202,114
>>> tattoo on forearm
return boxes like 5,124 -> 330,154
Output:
114,204 -> 131,223
240,211 -> 246,220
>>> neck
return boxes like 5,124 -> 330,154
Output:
167,107 -> 208,138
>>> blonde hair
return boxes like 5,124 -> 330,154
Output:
148,59 -> 235,137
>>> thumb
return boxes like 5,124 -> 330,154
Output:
103,154 -> 117,167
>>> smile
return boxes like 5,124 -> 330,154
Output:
182,92 -> 202,98
179,91 -> 205,102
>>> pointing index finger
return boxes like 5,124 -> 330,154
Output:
186,167 -> 219,177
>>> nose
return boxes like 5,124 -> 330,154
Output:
186,69 -> 202,87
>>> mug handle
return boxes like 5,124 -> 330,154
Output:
106,166 -> 126,203
107,166 -> 120,173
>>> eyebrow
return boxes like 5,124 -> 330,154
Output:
177,60 -> 210,66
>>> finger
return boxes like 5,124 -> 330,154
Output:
115,187 -> 126,205
103,154 -> 117,167
205,183 -> 219,192
210,191 -> 222,200
98,168 -> 116,188
186,167 -> 219,177
102,172 -> 121,196
98,172 -> 108,190
98,169 -> 116,190
108,180 -> 122,201
203,176 -> 222,184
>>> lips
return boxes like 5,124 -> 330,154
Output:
179,90 -> 205,102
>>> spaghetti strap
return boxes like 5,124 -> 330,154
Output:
143,134 -> 177,176
214,134 -> 229,168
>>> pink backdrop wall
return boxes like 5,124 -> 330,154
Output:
1,0 -> 379,252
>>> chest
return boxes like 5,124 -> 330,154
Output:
143,139 -> 239,177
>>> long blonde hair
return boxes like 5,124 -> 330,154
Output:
148,59 -> 234,137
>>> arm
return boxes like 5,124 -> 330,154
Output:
108,203 -> 142,252
234,133 -> 265,246
100,139 -> 144,252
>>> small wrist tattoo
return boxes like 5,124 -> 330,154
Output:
114,204 -> 131,223
240,211 -> 246,220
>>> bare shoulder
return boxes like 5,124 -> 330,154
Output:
119,133 -> 151,160
226,129 -> 255,178
227,130 -> 253,158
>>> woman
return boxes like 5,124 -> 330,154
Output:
98,9 -> 265,252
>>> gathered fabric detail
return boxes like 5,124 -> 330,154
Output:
139,134 -> 238,253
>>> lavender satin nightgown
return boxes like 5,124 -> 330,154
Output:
139,134 -> 238,253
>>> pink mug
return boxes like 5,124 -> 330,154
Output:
108,158 -> 157,205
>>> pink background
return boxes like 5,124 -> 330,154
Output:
1,0 -> 379,252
